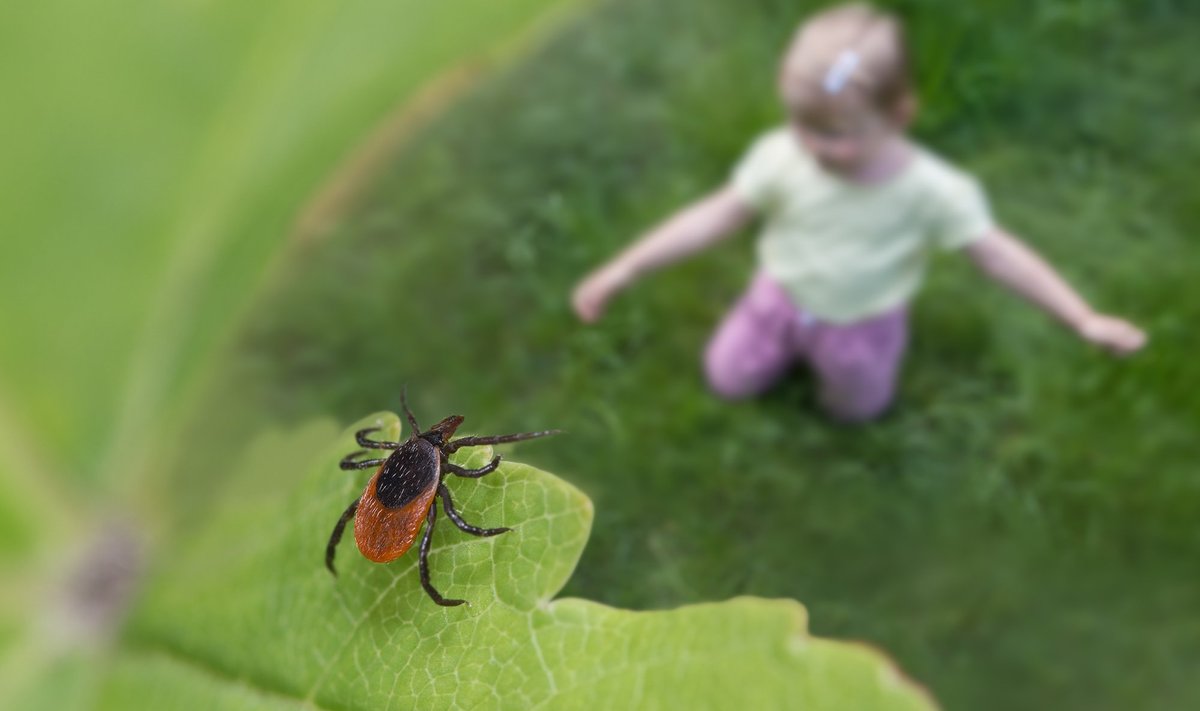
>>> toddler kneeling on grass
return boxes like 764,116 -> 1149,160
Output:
572,2 -> 1145,423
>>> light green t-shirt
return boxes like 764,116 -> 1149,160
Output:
731,127 -> 995,323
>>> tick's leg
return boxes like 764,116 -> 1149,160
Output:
443,455 -> 502,478
445,429 -> 561,453
401,386 -> 421,436
418,504 -> 466,607
325,499 -> 360,576
356,427 -> 400,450
356,427 -> 401,449
340,450 -> 386,470
439,484 -> 510,537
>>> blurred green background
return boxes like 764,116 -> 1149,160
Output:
3,0 -> 1198,709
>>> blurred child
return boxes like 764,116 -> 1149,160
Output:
571,1 -> 1145,423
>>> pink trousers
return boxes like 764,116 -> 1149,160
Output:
704,271 -> 908,423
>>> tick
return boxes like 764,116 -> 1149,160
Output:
325,391 -> 559,606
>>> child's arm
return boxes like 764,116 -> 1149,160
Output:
572,185 -> 754,322
965,228 -> 1147,355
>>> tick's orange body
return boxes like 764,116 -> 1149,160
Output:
353,442 -> 441,563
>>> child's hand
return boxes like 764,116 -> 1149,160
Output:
1075,312 -> 1147,356
572,263 -> 632,323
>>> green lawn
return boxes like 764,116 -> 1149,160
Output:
184,0 -> 1199,708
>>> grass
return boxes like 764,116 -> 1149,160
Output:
182,0 -> 1200,708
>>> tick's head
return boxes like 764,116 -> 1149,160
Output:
421,415 -> 464,446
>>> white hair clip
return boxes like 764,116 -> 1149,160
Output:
822,49 -> 860,94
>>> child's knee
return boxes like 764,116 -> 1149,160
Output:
703,345 -> 759,400
702,271 -> 802,400
816,349 -> 898,423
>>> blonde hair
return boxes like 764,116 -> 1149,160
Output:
778,3 -> 912,124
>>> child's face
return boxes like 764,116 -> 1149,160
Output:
788,108 -> 898,177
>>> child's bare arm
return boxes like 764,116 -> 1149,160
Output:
965,228 -> 1147,355
572,185 -> 754,322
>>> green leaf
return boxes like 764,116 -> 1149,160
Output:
0,0 -> 582,697
110,413 -> 936,709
